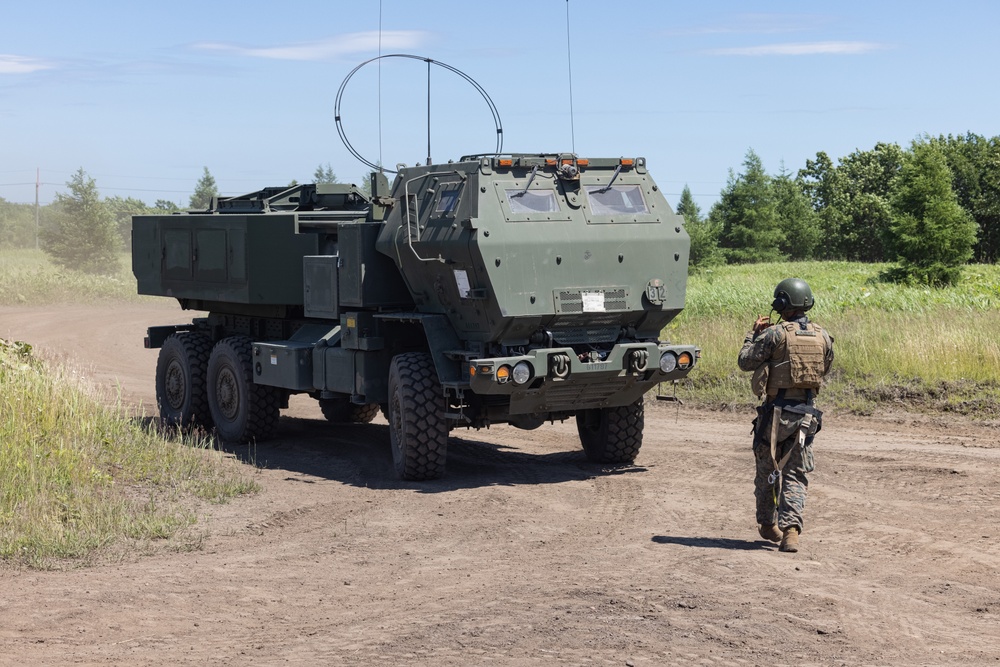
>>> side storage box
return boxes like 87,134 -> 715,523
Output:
252,341 -> 315,391
304,255 -> 339,319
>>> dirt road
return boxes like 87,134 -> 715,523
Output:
2,303 -> 999,665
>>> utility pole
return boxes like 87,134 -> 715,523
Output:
35,167 -> 40,249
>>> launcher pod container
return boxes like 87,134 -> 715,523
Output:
133,154 -> 698,479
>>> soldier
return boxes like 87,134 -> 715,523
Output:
738,278 -> 834,552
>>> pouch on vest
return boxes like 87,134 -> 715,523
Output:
751,364 -> 769,398
774,408 -> 821,442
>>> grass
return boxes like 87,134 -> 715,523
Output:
2,248 -> 998,563
0,339 -> 259,568
663,261 -> 1000,416
0,248 -> 152,305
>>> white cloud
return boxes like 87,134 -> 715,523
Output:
705,41 -> 890,56
0,54 -> 54,74
194,31 -> 426,61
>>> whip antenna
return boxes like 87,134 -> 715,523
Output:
378,0 -> 383,170
565,0 -> 576,154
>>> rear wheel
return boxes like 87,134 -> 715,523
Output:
207,337 -> 280,443
318,396 -> 379,424
387,352 -> 448,480
155,332 -> 212,430
576,398 -> 644,464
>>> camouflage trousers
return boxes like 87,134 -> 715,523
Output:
753,429 -> 816,533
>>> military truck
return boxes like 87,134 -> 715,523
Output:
132,153 -> 698,479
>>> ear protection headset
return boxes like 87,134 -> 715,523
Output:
771,292 -> 791,312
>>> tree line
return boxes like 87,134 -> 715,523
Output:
4,135 -> 997,285
0,163 -> 343,274
680,133 -> 998,286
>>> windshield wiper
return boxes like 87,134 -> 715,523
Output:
513,164 -> 540,197
594,164 -> 622,193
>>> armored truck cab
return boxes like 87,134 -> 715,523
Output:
133,154 -> 698,480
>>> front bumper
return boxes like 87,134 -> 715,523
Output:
467,342 -> 698,415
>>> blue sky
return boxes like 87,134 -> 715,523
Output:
2,1 -> 998,212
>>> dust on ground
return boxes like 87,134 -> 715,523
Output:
2,303 -> 999,666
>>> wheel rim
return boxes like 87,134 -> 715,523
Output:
215,365 -> 240,421
164,359 -> 186,410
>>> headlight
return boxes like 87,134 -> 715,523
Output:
659,352 -> 677,373
496,365 -> 511,383
512,361 -> 532,385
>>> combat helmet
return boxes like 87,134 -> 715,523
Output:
771,278 -> 814,313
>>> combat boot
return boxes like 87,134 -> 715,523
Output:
758,524 -> 782,543
779,527 -> 800,552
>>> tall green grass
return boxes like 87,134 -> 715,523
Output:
0,248 -> 149,305
664,261 -> 1000,416
0,339 -> 259,568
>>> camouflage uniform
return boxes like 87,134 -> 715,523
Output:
738,315 -> 834,533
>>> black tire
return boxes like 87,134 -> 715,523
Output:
319,397 -> 379,424
155,332 -> 213,430
387,352 -> 448,480
576,398 -> 645,464
206,336 -> 280,444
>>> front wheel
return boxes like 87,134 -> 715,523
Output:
206,337 -> 280,444
387,352 -> 448,480
576,398 -> 644,464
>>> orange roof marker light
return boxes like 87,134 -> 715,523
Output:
497,158 -> 513,168
620,158 -> 634,167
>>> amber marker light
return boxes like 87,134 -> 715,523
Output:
498,158 -> 513,167
677,351 -> 693,369
576,158 -> 589,168
620,158 -> 634,167
469,365 -> 477,377
496,365 -> 512,383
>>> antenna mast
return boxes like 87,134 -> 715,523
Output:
565,0 -> 576,154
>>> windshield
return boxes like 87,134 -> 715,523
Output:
505,189 -> 559,214
585,185 -> 648,216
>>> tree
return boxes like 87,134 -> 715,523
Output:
929,133 -> 1000,263
105,195 -> 151,249
189,167 -> 218,209
712,149 -> 785,264
836,143 -> 904,262
41,168 -> 119,274
773,167 -> 821,260
313,163 -> 338,184
885,141 -> 977,286
798,144 -> 904,261
798,151 -> 848,259
154,199 -> 180,212
0,197 -> 37,248
677,185 -> 723,271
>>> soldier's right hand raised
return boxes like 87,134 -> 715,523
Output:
752,315 -> 771,335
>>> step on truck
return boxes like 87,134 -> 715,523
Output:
132,154 -> 699,479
